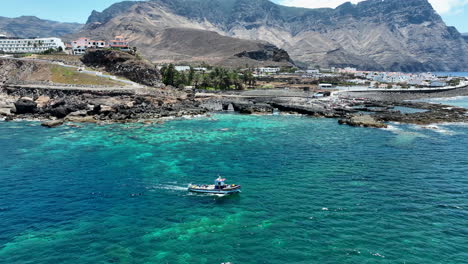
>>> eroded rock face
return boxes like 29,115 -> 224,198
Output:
81,49 -> 163,87
14,98 -> 37,114
35,96 -> 51,108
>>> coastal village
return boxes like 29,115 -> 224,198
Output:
1,32 -> 468,129
1,34 -> 466,92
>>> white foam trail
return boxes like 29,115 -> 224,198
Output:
151,184 -> 188,191
382,124 -> 402,133
417,124 -> 458,136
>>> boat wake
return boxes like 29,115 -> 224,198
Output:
150,184 -> 188,192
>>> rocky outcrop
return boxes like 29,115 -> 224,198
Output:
77,0 -> 468,71
41,120 -> 64,128
0,59 -> 45,84
13,98 -> 37,114
0,16 -> 82,38
81,49 -> 163,87
339,115 -> 388,128
232,101 -> 273,114
234,44 -> 292,63
2,86 -> 206,122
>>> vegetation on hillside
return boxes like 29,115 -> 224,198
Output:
160,64 -> 256,90
49,65 -> 122,86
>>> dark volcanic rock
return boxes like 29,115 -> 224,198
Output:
45,99 -> 86,118
81,49 -> 163,87
232,101 -> 273,114
339,115 -> 388,128
234,44 -> 293,63
14,99 -> 37,114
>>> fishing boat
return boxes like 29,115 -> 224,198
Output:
188,177 -> 241,194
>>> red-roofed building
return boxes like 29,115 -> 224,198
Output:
109,35 -> 129,50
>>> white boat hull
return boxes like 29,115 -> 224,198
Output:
188,185 -> 241,194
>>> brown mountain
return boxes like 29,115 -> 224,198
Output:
0,16 -> 82,38
71,1 -> 294,67
78,0 -> 468,71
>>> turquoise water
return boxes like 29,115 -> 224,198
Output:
393,106 -> 428,114
414,96 -> 468,109
1,115 -> 467,264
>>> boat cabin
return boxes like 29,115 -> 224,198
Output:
215,177 -> 226,189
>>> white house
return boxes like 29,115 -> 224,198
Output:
319,83 -> 333,89
71,37 -> 107,55
258,67 -> 280,74
0,37 -> 66,54
175,66 -> 191,72
306,69 -> 320,74
193,67 -> 207,72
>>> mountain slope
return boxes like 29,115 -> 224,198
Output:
81,0 -> 468,71
0,16 -> 82,38
72,2 -> 293,67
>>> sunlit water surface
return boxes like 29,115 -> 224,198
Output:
0,114 -> 467,264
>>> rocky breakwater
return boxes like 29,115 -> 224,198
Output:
337,100 -> 468,127
81,49 -> 163,87
197,93 -> 468,128
375,101 -> 468,125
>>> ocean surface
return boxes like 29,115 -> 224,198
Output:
1,114 -> 467,264
433,72 -> 468,77
414,96 -> 468,109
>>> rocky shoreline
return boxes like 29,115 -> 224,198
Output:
0,86 -> 207,125
2,50 -> 467,129
1,85 -> 468,129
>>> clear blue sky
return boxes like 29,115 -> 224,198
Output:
0,0 -> 467,32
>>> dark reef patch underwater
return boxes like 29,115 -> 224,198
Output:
0,114 -> 467,264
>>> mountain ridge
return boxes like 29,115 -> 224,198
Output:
0,16 -> 82,38
84,0 -> 468,71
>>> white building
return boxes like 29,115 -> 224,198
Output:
193,67 -> 207,72
258,67 -> 280,74
0,37 -> 65,54
306,69 -> 320,74
319,83 -> 333,89
71,37 -> 107,55
175,66 -> 191,72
